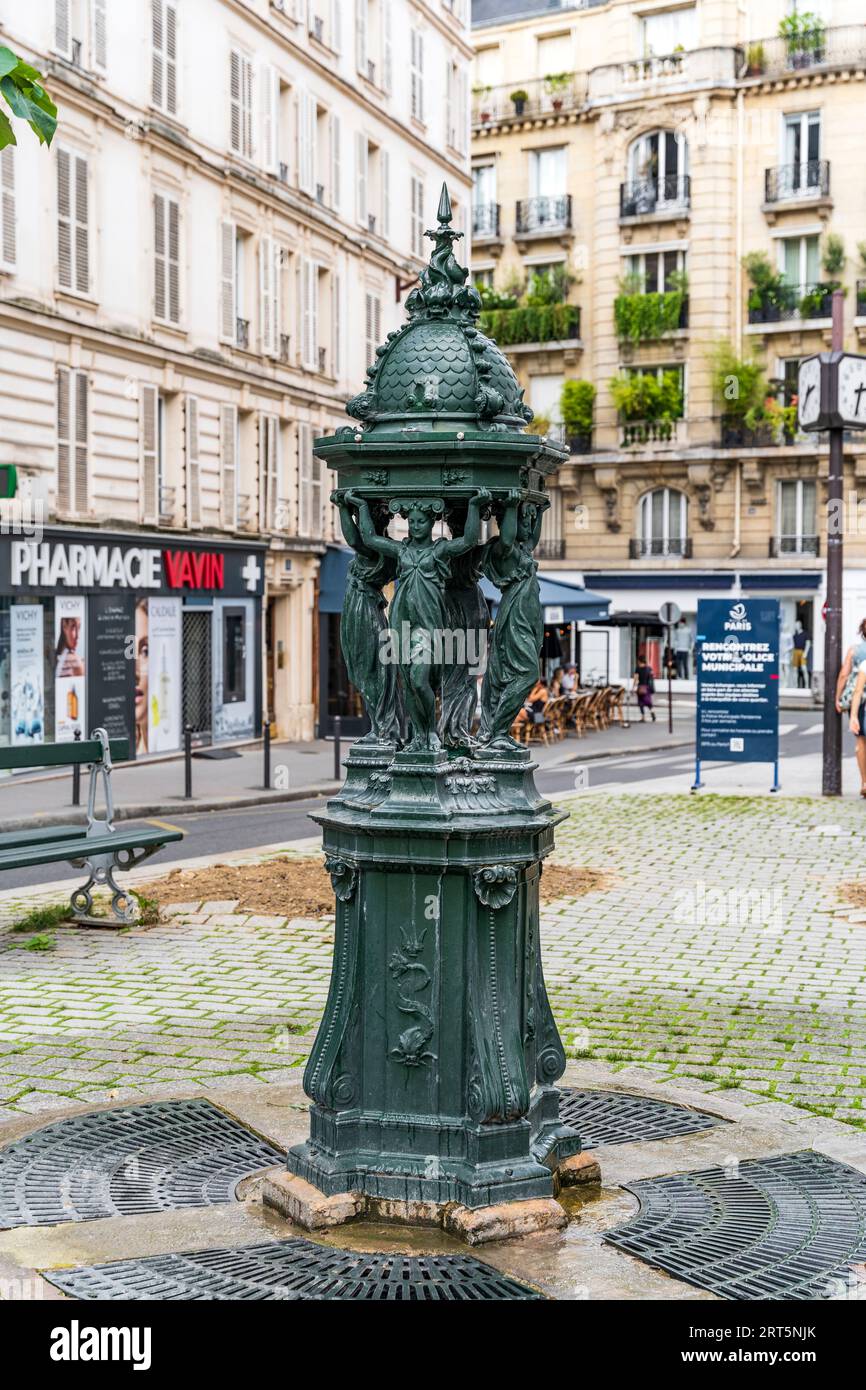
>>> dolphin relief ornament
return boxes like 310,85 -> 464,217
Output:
282,185 -> 579,1226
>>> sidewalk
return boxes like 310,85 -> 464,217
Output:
0,716 -> 696,829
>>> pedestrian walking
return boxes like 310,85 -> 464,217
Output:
847,656 -> 866,797
633,653 -> 656,722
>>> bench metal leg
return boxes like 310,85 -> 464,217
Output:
69,853 -> 138,926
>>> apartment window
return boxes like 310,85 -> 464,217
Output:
151,0 -> 178,114
355,136 -> 388,235
411,175 -> 425,258
473,163 -> 496,207
781,357 -> 804,408
538,488 -> 563,558
0,147 -> 16,272
298,421 -> 322,538
782,111 -> 821,194
308,1 -> 342,50
219,221 -> 251,347
779,233 -> 820,289
56,367 -> 88,515
639,488 -> 688,556
56,147 -> 90,296
473,267 -> 494,289
535,32 -> 571,78
313,106 -> 340,208
446,59 -> 467,155
528,372 -> 565,439
55,0 -> 107,73
625,248 -> 686,293
365,291 -> 382,368
641,5 -> 697,57
529,147 -> 566,199
777,479 -> 817,553
153,191 -> 181,324
356,0 -> 392,91
410,27 -> 424,121
627,130 -> 688,201
229,48 -> 254,159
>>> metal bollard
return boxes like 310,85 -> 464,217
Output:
71,727 -> 82,807
263,718 -> 271,790
184,725 -> 193,799
333,715 -> 341,781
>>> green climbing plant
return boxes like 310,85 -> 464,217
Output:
609,370 -> 683,423
560,380 -> 595,438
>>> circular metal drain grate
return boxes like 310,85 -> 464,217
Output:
605,1150 -> 866,1300
0,1100 -> 282,1229
558,1088 -> 723,1148
44,1239 -> 545,1301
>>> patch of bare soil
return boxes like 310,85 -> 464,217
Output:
839,881 -> 866,914
139,858 -> 610,921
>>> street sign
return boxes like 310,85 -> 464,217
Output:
659,601 -> 681,626
798,351 -> 866,432
693,598 -> 781,792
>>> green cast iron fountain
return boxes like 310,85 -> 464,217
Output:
285,185 -> 581,1212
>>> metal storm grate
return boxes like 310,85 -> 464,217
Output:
44,1239 -> 546,1301
558,1088 -> 724,1148
0,1100 -> 282,1229
605,1151 -> 866,1300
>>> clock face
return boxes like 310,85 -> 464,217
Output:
837,354 -> 866,429
798,357 -> 822,429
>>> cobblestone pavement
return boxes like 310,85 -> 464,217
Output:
0,793 -> 865,1126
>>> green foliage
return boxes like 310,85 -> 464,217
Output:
527,412 -> 551,436
19,933 -> 56,952
858,241 -> 866,273
560,379 -> 595,437
743,252 -> 798,316
543,72 -> 571,96
0,47 -> 57,149
800,280 -> 841,317
778,10 -> 826,50
614,289 -> 684,343
709,342 -> 766,419
822,232 -> 846,276
745,42 -> 765,73
10,902 -> 71,933
524,264 -> 573,307
479,302 -> 580,345
609,370 -> 683,423
475,282 -> 518,311
510,89 -> 528,103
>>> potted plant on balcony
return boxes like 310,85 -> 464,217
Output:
472,83 -> 492,123
510,88 -> 528,116
743,251 -> 798,323
609,370 -> 683,445
543,72 -> 571,111
710,342 -> 767,446
560,379 -> 595,452
745,42 -> 766,77
779,11 -> 826,70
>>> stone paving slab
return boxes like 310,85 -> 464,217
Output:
0,792 -> 864,1128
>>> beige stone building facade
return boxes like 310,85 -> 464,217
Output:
471,0 -> 866,687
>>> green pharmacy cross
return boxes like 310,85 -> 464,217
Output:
285,186 -> 581,1217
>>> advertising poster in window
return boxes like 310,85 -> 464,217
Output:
213,597 -> 254,742
147,597 -> 182,754
54,595 -> 86,742
10,604 -> 45,745
89,594 -> 136,750
134,598 -> 149,756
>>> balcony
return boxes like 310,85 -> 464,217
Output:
614,291 -> 689,343
621,419 -> 686,448
478,303 -> 580,348
515,194 -> 572,237
764,161 -> 831,215
472,73 -> 586,128
588,45 -> 740,104
536,538 -> 566,561
743,25 -> 866,81
629,537 -> 693,559
236,317 -> 250,350
748,282 -> 834,326
857,281 -> 866,316
472,202 -> 501,241
769,535 -> 820,558
620,175 -> 690,221
566,433 -> 593,455
720,415 -> 795,449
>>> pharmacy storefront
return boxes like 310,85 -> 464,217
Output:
0,528 -> 265,757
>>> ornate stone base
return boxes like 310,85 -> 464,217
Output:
261,1169 -> 572,1246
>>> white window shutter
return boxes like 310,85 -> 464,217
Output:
382,0 -> 393,93
73,153 -> 89,293
259,235 -> 276,356
273,240 -> 283,352
219,220 -> 236,342
330,113 -> 340,211
332,273 -> 341,382
91,0 -> 108,72
167,197 -> 180,323
57,149 -> 89,295
56,367 -> 71,511
381,149 -> 390,238
140,384 -> 159,524
220,403 -> 238,529
355,0 -> 367,75
165,1 -> 178,113
55,367 -> 89,518
304,258 -> 318,368
446,62 -> 454,149
261,64 -> 279,172
154,192 -> 167,319
298,421 -> 311,535
57,148 -> 72,288
410,30 -> 424,122
0,147 -> 16,270
355,133 -> 367,227
230,50 -> 252,157
458,66 -> 468,155
298,91 -> 315,195
55,0 -> 72,58
186,394 -> 201,527
74,371 -> 88,514
259,413 -> 278,530
330,0 -> 342,52
152,0 -> 165,108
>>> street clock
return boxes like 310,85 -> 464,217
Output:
798,351 -> 866,431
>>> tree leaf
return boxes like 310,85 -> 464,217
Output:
0,109 -> 16,150
0,47 -> 18,79
0,73 -> 57,145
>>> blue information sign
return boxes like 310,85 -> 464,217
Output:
693,598 -> 781,791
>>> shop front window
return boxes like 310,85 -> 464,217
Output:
223,607 -> 247,704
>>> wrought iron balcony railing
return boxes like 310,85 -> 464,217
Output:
629,537 -> 693,559
743,25 -> 866,80
765,160 -> 830,203
748,282 -> 834,325
769,535 -> 820,558
720,416 -> 791,449
857,280 -> 866,317
566,433 -> 593,455
472,73 -> 587,127
472,202 -> 501,239
515,194 -> 572,235
620,175 -> 690,219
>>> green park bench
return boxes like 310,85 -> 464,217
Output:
0,729 -> 183,925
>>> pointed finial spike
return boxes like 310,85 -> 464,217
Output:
437,183 -> 452,226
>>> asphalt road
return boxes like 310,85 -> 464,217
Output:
1,708 -> 830,892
